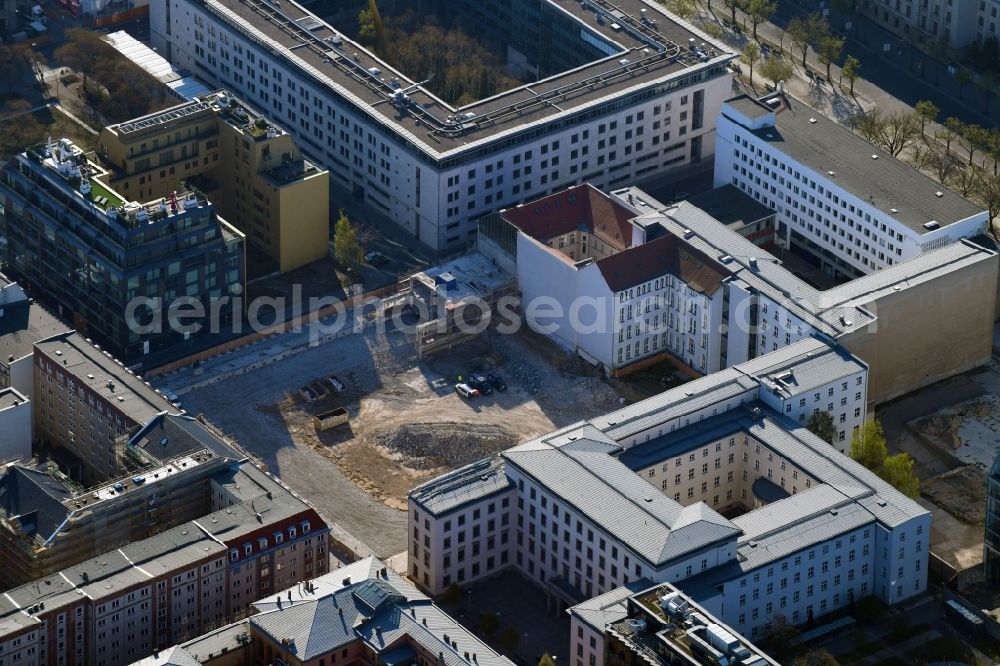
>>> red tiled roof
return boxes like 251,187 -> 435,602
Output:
596,234 -> 732,293
500,184 -> 636,251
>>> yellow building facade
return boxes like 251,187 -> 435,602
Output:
95,90 -> 329,273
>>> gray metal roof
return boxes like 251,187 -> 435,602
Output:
737,337 -> 868,398
129,414 -> 241,464
727,96 -> 986,235
735,501 -> 874,571
503,424 -> 741,567
35,331 -> 174,425
566,579 -> 653,632
250,557 -> 513,666
409,457 -> 514,517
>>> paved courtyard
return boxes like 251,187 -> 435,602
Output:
450,571 -> 570,666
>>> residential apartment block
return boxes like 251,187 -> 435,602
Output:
0,138 -> 246,364
0,420 -> 329,666
0,412 -> 241,589
715,94 -> 988,280
33,331 -> 177,485
569,580 -> 777,666
483,180 -> 997,403
96,90 -> 330,273
409,338 -> 930,643
151,0 -> 735,250
131,556 -> 514,666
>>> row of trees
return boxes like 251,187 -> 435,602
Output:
848,100 -> 1000,220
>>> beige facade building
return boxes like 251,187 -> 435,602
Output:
96,90 -> 329,273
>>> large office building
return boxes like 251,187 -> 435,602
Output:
151,0 -> 736,250
483,180 -> 997,404
96,90 -> 330,273
0,138 -> 246,364
715,94 -> 988,280
408,337 -> 930,642
0,416 -> 329,666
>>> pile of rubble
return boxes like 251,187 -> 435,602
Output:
378,422 -> 518,470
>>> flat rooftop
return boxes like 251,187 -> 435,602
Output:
0,387 -> 28,410
685,184 -> 775,231
724,95 -> 985,234
34,331 -> 174,425
411,251 -> 514,307
200,0 -> 733,156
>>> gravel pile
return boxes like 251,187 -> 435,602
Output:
378,422 -> 518,470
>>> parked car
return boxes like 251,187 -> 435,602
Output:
486,373 -> 507,392
468,374 -> 493,395
364,250 -> 387,266
455,383 -> 479,399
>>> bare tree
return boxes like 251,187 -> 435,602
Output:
912,142 -> 962,183
948,164 -> 985,198
975,169 -> 1000,225
851,109 -> 920,157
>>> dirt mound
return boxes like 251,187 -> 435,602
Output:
378,422 -> 518,470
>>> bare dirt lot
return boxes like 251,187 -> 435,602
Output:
877,356 -> 1000,574
170,323 -> 620,557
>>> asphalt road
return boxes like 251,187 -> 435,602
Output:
771,0 -> 999,127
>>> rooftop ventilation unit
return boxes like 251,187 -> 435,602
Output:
890,208 -> 898,214
923,221 -> 939,230
827,170 -> 835,176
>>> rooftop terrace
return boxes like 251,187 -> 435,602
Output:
27,138 -> 213,229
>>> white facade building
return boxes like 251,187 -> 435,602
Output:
409,338 -> 930,642
714,95 -> 988,281
486,179 -> 996,405
150,0 -> 735,250
0,388 -> 30,462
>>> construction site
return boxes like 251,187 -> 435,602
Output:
0,417 -> 245,589
878,356 -> 1000,577
160,312 -> 624,558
